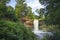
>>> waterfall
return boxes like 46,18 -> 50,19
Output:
33,19 -> 39,31
32,19 -> 53,39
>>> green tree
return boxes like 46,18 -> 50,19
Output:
39,0 -> 60,25
0,20 -> 38,40
36,8 -> 45,19
0,0 -> 10,19
15,0 -> 35,19
15,0 -> 27,18
15,0 -> 25,4
0,0 -> 38,40
39,0 -> 60,40
26,7 -> 35,19
6,6 -> 18,21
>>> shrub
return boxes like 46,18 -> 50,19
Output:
0,20 -> 38,40
41,34 -> 53,40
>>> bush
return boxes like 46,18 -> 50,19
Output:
41,34 -> 53,40
53,28 -> 60,40
0,20 -> 38,40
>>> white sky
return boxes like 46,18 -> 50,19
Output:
25,0 -> 44,15
26,0 -> 44,12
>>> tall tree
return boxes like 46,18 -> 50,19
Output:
16,0 -> 25,4
39,0 -> 60,25
15,0 -> 27,18
6,6 -> 18,21
0,0 -> 10,19
15,0 -> 35,19
26,7 -> 35,19
39,0 -> 60,40
0,0 -> 38,40
36,8 -> 45,19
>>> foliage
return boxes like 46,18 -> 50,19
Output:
15,0 -> 27,18
26,7 -> 35,19
15,0 -> 35,19
0,0 -> 10,19
0,20 -> 38,40
15,0 -> 25,4
53,29 -> 60,40
39,0 -> 60,25
0,0 -> 38,40
0,0 -> 10,4
39,0 -> 60,40
6,6 -> 18,21
41,34 -> 53,40
36,8 -> 45,19
15,3 -> 27,18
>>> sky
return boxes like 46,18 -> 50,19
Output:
7,0 -> 17,8
7,0 -> 44,15
26,0 -> 44,12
